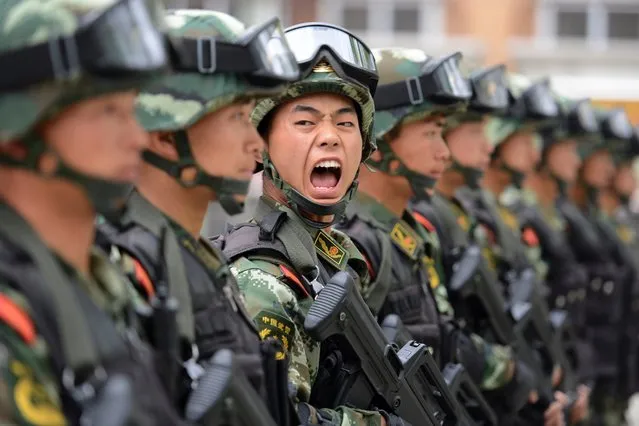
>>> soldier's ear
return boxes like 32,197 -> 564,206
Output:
148,131 -> 178,161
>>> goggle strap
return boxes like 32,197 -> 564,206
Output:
171,37 -> 255,74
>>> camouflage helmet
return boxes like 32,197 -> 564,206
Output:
372,47 -> 469,139
136,10 -> 288,132
0,0 -> 167,142
251,23 -> 377,229
252,62 -> 376,160
0,0 -> 168,222
368,47 -> 470,199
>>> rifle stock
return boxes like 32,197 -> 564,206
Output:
184,349 -> 278,426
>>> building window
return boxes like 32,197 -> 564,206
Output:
393,5 -> 420,32
342,6 -> 368,31
608,12 -> 639,40
556,9 -> 587,38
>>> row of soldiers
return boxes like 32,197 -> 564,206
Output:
0,0 -> 637,425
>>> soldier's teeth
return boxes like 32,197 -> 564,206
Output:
316,160 -> 341,169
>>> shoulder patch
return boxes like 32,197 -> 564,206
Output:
498,207 -> 519,232
255,310 -> 295,360
0,294 -> 35,345
10,360 -> 66,425
390,221 -> 420,259
314,230 -> 347,269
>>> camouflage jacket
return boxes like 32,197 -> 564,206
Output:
228,197 -> 385,426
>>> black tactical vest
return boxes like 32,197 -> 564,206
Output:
337,206 -> 441,352
0,205 -> 186,426
96,195 -> 265,400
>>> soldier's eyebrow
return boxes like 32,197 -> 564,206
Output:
291,104 -> 357,119
334,106 -> 357,117
292,104 -> 322,116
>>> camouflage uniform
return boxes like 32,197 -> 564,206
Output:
0,1 -> 182,425
215,46 -> 386,424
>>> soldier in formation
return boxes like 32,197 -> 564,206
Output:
1,1 -> 638,425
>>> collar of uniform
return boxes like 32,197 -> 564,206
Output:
351,192 -> 424,260
259,195 -> 353,271
66,247 -> 132,323
165,214 -> 225,274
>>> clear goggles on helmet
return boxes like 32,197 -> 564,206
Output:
509,79 -> 559,122
374,52 -> 472,111
468,64 -> 509,112
169,16 -> 299,87
600,108 -> 633,141
284,22 -> 379,95
0,0 -> 169,93
563,99 -> 599,137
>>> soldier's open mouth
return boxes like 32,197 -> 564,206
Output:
310,159 -> 342,189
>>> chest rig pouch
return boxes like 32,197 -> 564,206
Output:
0,203 -> 186,426
98,193 -> 265,401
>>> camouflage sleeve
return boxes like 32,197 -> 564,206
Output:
0,284 -> 67,425
230,258 -> 385,426
469,333 -> 514,391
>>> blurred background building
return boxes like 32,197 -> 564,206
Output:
166,0 -> 639,122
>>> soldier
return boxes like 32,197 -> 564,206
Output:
487,90 -> 602,424
569,107 -> 636,426
523,96 -> 602,424
333,48 -> 550,423
427,72 -> 570,424
211,23 -> 406,425
0,0 -> 190,424
95,9 -> 301,423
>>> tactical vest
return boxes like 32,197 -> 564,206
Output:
337,202 -> 441,353
507,200 -> 588,327
557,197 -> 626,378
0,203 -> 186,426
96,193 -> 265,398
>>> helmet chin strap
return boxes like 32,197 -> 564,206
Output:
365,142 -> 437,201
0,133 -> 132,223
142,130 -> 250,215
450,160 -> 484,190
262,154 -> 358,229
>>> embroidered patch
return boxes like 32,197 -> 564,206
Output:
413,212 -> 435,233
314,230 -> 347,269
422,256 -> 440,289
617,225 -> 634,243
390,221 -> 419,258
11,360 -> 66,425
498,207 -> 519,232
255,310 -> 295,360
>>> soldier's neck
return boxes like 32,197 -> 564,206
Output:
262,177 -> 335,231
435,169 -> 464,199
482,167 -> 509,197
526,172 -> 556,207
0,169 -> 94,275
599,189 -> 620,215
358,166 -> 410,217
137,164 -> 211,239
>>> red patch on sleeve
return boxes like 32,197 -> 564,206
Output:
0,294 -> 35,345
412,212 -> 436,233
279,265 -> 310,299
